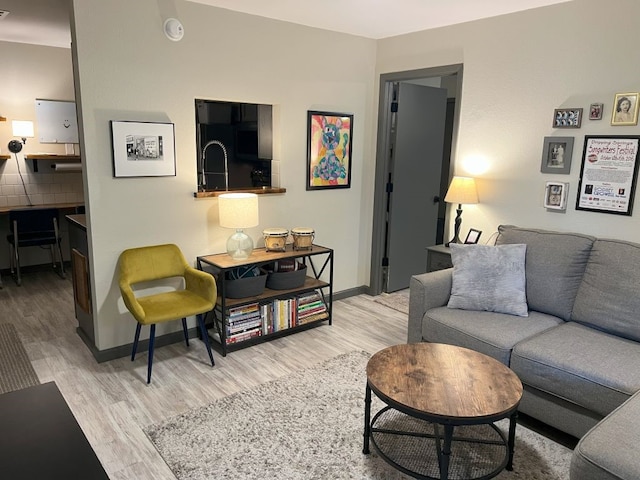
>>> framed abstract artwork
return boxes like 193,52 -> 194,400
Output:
110,120 -> 176,177
306,111 -> 353,190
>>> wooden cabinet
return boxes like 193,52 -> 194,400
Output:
197,244 -> 333,356
426,244 -> 452,272
66,214 -> 94,344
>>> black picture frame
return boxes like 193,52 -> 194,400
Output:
576,135 -> 640,215
306,110 -> 353,190
464,228 -> 482,244
110,120 -> 176,178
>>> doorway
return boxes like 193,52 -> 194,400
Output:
369,64 -> 463,295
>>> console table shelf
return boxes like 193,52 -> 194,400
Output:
197,244 -> 333,356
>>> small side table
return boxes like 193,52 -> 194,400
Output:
426,244 -> 452,272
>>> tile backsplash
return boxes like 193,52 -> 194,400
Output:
0,171 -> 84,208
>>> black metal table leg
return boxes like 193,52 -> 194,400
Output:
507,411 -> 518,471
363,383 -> 372,454
439,424 -> 454,480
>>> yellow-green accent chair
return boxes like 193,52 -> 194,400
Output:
118,243 -> 216,383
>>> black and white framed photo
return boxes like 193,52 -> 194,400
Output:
552,108 -> 582,128
576,135 -> 640,215
464,228 -> 482,244
110,121 -> 176,177
540,136 -> 574,174
544,181 -> 569,211
611,93 -> 640,126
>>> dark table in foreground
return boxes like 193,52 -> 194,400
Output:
0,381 -> 108,479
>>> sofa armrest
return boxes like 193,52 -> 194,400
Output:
408,268 -> 452,343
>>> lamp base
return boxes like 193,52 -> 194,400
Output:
445,205 -> 463,247
226,229 -> 254,259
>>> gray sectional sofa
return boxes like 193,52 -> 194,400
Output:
408,225 -> 640,480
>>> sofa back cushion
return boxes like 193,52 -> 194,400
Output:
572,239 -> 640,341
496,225 -> 595,320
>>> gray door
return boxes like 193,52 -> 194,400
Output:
386,83 -> 447,292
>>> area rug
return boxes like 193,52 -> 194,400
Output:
374,289 -> 409,314
145,351 -> 572,480
0,323 -> 40,394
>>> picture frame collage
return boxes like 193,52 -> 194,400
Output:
542,93 -> 640,215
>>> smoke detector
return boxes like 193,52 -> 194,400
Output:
0,10 -> 10,20
163,18 -> 184,42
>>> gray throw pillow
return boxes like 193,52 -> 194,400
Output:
447,243 -> 529,317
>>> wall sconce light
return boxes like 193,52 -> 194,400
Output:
218,193 -> 259,259
8,120 -> 34,154
444,176 -> 479,246
163,18 -> 184,42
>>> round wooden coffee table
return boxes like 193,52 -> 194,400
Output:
363,343 -> 523,480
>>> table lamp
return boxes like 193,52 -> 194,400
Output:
218,193 -> 259,259
8,120 -> 34,154
444,176 -> 478,246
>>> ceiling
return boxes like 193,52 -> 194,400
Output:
0,0 -> 572,48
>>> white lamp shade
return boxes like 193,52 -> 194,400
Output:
444,176 -> 478,205
12,120 -> 34,138
218,193 -> 259,229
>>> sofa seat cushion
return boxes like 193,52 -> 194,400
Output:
422,306 -> 563,365
511,322 -> 640,417
496,225 -> 594,321
572,238 -> 640,342
571,391 -> 640,480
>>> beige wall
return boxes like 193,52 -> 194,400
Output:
71,0 -> 377,349
377,0 -> 640,242
0,41 -> 83,268
67,0 -> 640,352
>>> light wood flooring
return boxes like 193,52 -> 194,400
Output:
0,269 -> 408,480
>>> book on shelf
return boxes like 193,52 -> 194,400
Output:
227,318 -> 263,335
298,311 -> 329,324
226,327 -> 261,345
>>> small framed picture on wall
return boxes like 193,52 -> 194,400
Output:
540,136 -> 574,174
611,93 -> 640,126
553,108 -> 582,128
544,181 -> 569,211
589,103 -> 604,120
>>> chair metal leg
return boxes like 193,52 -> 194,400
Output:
147,324 -> 156,384
131,323 -> 142,361
56,241 -> 66,279
197,313 -> 215,367
13,245 -> 21,286
181,318 -> 189,347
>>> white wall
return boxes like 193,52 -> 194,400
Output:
70,0 -> 377,350
377,0 -> 640,243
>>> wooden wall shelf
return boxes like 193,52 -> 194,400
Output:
24,154 -> 81,172
194,187 -> 286,198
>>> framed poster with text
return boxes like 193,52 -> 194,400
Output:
576,136 -> 640,215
